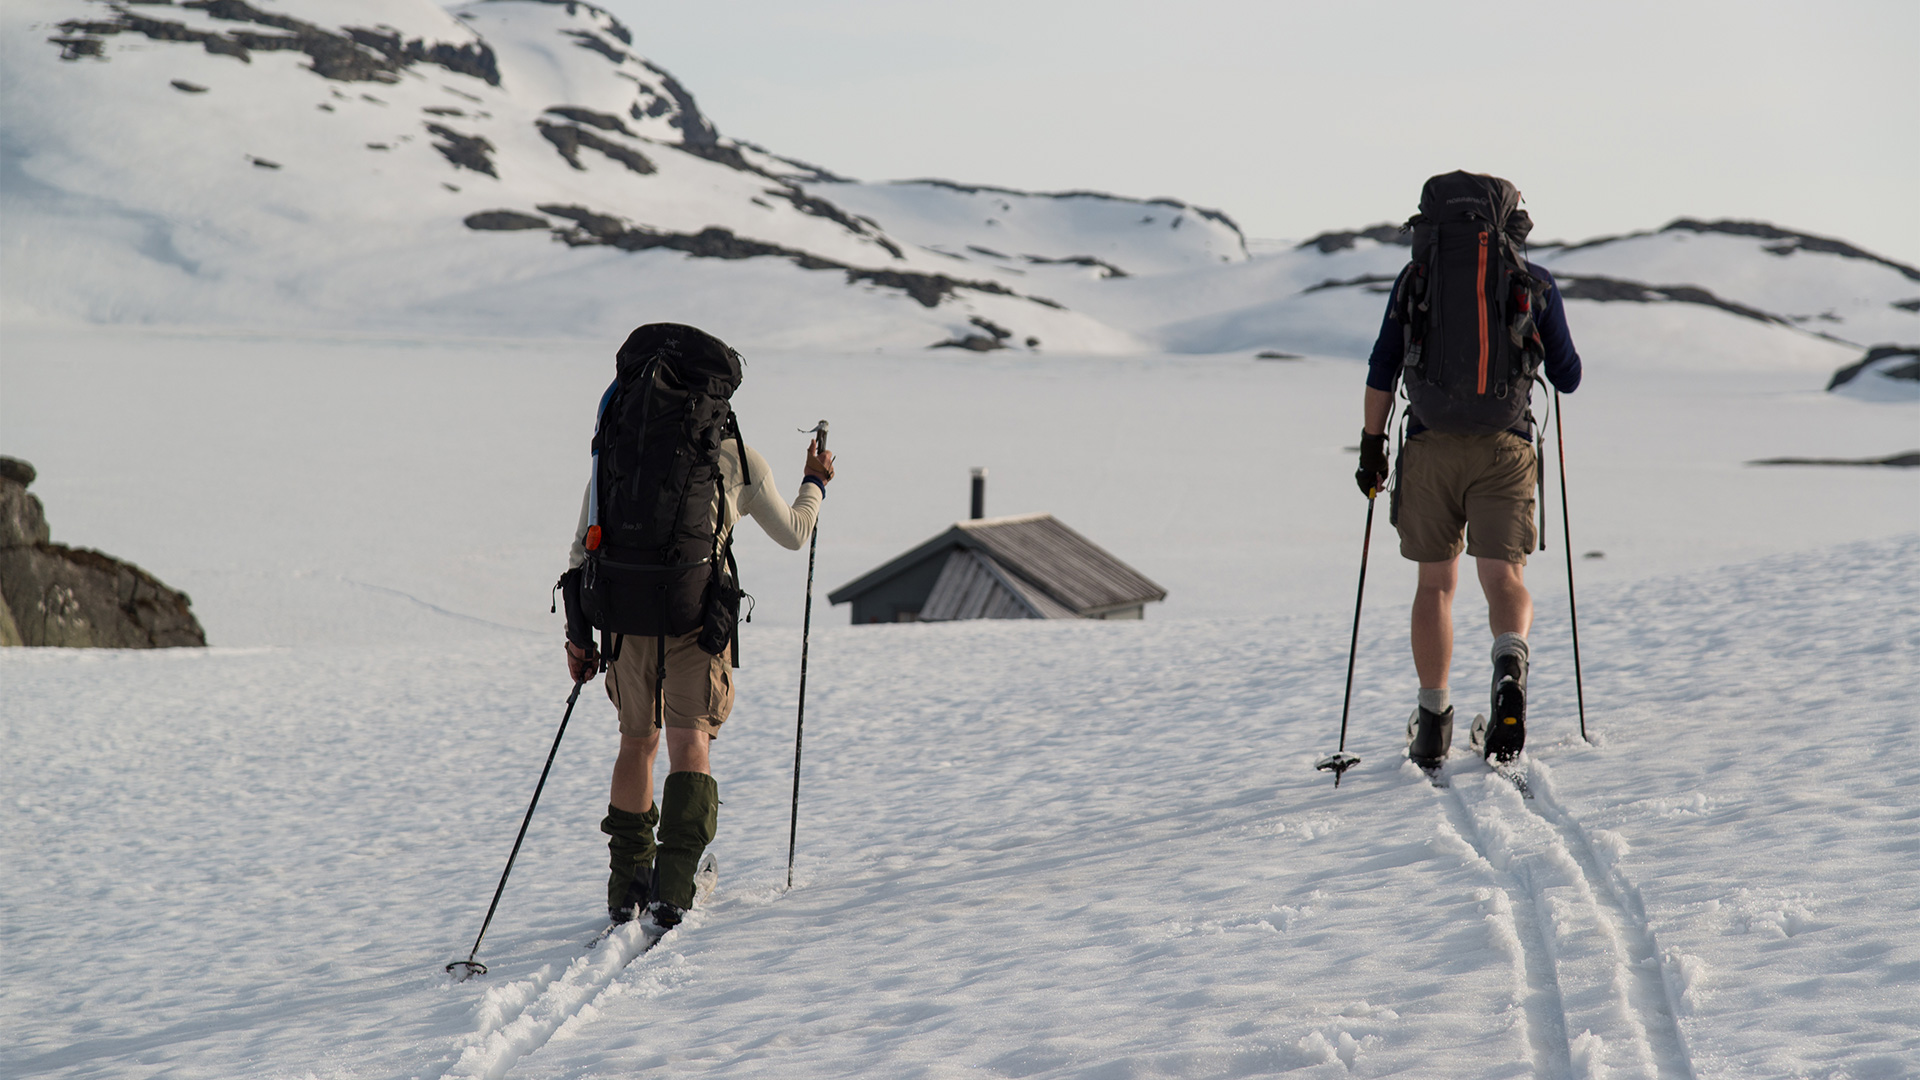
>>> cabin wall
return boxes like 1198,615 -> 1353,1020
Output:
847,554 -> 951,624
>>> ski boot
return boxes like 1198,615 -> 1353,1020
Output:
1406,704 -> 1454,771
1481,635 -> 1528,763
609,869 -> 651,925
645,898 -> 686,931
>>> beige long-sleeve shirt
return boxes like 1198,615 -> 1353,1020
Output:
570,441 -> 821,568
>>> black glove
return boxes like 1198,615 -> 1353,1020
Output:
1355,432 -> 1389,497
566,640 -> 600,683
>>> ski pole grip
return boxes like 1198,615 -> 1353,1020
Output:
813,420 -> 829,453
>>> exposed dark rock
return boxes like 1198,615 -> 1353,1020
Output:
1827,345 -> 1920,390
850,268 -> 1013,308
537,203 -> 629,240
674,139 -> 763,175
1025,336 -> 1040,348
759,186 -> 898,254
1551,219 -> 1920,284
640,61 -> 719,148
1021,254 -> 1129,279
0,464 -> 206,648
734,140 -> 851,183
931,334 -> 1005,352
465,210 -> 550,231
1556,275 -> 1787,326
536,121 -> 654,174
1298,224 -> 1408,253
51,3 -> 501,86
971,316 -> 1012,340
931,318 -> 1014,352
50,36 -> 105,61
1302,273 -> 1398,295
1748,452 -> 1920,468
1661,219 -> 1920,283
422,106 -> 463,116
248,156 -> 280,168
170,79 -> 207,92
1255,351 -> 1303,360
426,123 -> 497,177
1894,299 -> 1920,312
498,204 -> 1021,309
563,29 -> 627,64
0,457 -> 38,487
969,245 -> 1009,259
545,106 -> 633,134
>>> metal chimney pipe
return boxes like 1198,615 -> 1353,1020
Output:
970,468 -> 986,520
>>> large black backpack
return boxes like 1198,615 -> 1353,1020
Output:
574,323 -> 748,660
1392,172 -> 1549,435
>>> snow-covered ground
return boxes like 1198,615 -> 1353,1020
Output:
3,326 -> 1917,1078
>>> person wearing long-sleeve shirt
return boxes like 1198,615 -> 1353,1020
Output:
563,326 -> 834,932
1352,177 -> 1583,771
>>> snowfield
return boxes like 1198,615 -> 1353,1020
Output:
4,2 -> 1918,1076
3,327 -> 1917,1079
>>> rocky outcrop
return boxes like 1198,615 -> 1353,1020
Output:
1828,345 -> 1920,390
0,458 -> 206,648
51,1 -> 500,86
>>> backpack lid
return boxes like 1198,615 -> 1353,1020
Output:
615,323 -> 743,398
1416,171 -> 1521,227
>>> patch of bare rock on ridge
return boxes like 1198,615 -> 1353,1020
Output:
462,204 -> 1031,310
49,0 -> 499,85
0,458 -> 205,648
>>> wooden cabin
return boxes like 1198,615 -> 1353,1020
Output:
828,504 -> 1167,624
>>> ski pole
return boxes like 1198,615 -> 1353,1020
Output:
447,676 -> 585,981
1553,391 -> 1589,743
787,420 -> 828,889
1317,490 -> 1376,787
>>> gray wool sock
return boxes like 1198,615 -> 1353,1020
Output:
1491,632 -> 1529,664
1418,687 -> 1451,715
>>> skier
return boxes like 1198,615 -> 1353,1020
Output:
1354,172 -> 1581,767
562,323 -> 834,930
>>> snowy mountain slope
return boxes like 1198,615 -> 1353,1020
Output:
1,0 -> 1145,350
1101,219 -> 1920,362
6,0 -> 1914,364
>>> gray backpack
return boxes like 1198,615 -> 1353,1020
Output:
1392,172 -> 1548,435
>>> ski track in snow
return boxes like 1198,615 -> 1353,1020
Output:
445,919 -> 664,1080
445,864 -> 715,1080
1432,758 -> 1696,1080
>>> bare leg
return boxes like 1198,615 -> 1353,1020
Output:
610,729 -> 660,814
665,727 -> 712,775
1412,559 -> 1459,689
1476,557 -> 1533,639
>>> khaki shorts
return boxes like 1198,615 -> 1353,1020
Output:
1394,431 -> 1538,564
605,630 -> 735,738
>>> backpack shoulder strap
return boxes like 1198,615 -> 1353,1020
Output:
727,412 -> 751,491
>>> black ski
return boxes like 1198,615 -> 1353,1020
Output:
1490,761 -> 1533,798
586,854 -> 718,950
1465,713 -> 1534,798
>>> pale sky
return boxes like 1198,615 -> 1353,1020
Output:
534,0 -> 1918,264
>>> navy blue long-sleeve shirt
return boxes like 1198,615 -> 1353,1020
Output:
1366,262 -> 1582,435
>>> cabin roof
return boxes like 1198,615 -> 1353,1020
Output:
827,513 -> 1166,617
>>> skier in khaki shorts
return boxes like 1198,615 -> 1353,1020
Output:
561,323 -> 834,931
1354,172 -> 1582,768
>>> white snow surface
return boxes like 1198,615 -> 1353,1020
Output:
4,325 -> 1919,1078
